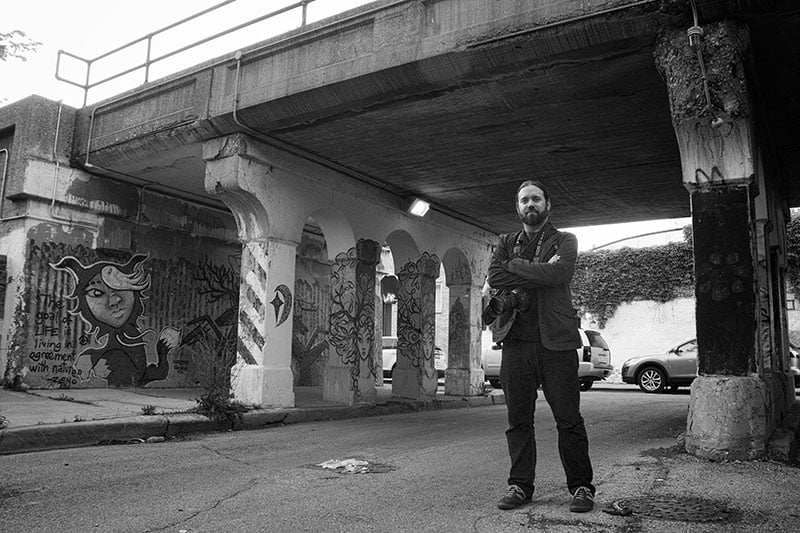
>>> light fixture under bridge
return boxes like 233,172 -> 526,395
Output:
405,197 -> 430,217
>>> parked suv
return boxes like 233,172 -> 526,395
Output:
623,339 -> 800,393
621,339 -> 697,393
481,328 -> 613,391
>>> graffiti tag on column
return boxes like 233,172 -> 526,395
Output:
50,254 -> 181,387
271,284 -> 293,326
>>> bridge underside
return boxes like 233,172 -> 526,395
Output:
73,0 -> 800,233
2,0 -> 799,462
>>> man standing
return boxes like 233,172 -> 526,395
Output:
485,180 -> 595,512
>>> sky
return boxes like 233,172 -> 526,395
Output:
1,0 -> 691,250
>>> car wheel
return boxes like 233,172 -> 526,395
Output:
579,379 -> 593,391
638,367 -> 666,393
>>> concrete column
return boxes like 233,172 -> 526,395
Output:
230,238 -> 297,408
393,252 -> 440,399
444,282 -> 485,396
325,239 -> 381,404
656,20 -> 773,460
203,135 -> 297,408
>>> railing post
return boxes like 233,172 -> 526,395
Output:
83,61 -> 91,108
145,35 -> 153,83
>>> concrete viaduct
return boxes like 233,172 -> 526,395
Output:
1,0 -> 798,461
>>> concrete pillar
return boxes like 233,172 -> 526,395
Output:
325,239 -> 381,404
231,238 -> 297,407
392,252 -> 440,399
444,282 -> 485,396
203,135 -> 297,408
656,20 -> 778,460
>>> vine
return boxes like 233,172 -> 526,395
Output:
573,213 -> 800,328
571,238 -> 695,328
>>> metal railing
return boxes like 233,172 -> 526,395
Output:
55,0 -> 317,107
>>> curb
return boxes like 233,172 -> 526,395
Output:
0,393 -> 506,455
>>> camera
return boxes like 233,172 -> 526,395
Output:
482,288 -> 530,325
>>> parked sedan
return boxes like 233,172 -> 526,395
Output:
621,339 -> 697,393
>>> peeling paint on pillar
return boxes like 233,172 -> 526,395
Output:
692,186 -> 754,375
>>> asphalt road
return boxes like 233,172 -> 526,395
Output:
1,389 -> 695,532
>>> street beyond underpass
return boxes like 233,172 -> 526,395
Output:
1,388 -> 798,532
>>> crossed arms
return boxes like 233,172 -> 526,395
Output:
487,232 -> 578,290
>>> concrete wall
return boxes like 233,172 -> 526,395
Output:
18,225 -> 240,389
582,298 -> 696,379
0,97 -> 242,390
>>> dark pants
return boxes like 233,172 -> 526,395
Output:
499,338 -> 595,496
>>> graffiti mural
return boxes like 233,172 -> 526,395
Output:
448,297 -> 469,368
271,284 -> 293,326
293,278 -> 329,386
180,256 -> 240,391
397,252 -> 440,388
328,240 -> 380,399
20,238 -> 241,389
50,254 -> 181,387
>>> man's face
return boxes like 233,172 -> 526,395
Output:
516,184 -> 550,227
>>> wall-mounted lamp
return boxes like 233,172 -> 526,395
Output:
405,197 -> 430,217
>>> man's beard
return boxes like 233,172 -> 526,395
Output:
518,206 -> 548,226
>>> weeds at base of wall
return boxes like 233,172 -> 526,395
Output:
195,388 -> 249,427
189,328 -> 248,427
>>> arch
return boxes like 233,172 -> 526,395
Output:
441,247 -> 473,287
306,207 -> 356,259
385,230 -> 420,272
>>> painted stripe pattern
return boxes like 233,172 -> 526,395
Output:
237,241 -> 268,365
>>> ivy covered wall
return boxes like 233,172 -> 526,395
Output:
571,236 -> 695,328
573,214 -> 800,336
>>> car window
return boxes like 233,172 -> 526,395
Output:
679,340 -> 697,353
583,330 -> 609,349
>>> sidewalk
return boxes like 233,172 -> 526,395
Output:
1,382 -> 797,464
0,383 -> 507,455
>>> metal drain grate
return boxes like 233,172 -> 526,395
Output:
607,496 -> 739,523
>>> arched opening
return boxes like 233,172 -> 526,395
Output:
291,210 -> 355,391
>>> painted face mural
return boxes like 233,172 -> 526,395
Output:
51,254 -> 181,387
84,272 -> 137,329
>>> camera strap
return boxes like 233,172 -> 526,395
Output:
513,230 -> 545,262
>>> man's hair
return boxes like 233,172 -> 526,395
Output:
516,180 -> 550,203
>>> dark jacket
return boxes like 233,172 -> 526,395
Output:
487,222 -> 581,351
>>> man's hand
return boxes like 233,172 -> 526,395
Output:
548,254 -> 560,264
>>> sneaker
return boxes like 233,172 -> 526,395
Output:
569,486 -> 594,513
497,485 -> 531,510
